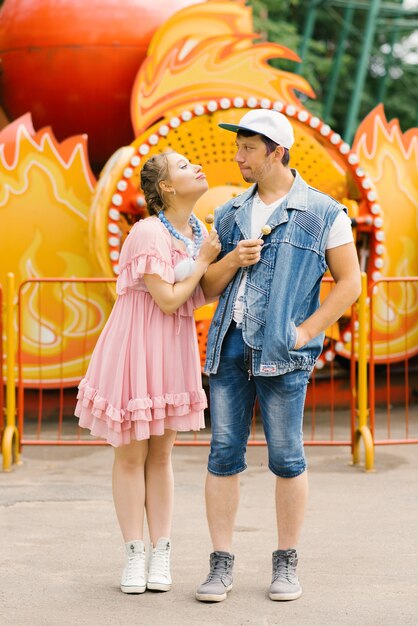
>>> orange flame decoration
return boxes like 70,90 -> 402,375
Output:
353,105 -> 418,361
105,0 -> 380,366
131,0 -> 314,135
0,114 -> 114,386
3,1 -> 415,392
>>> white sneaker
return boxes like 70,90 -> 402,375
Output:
147,537 -> 172,591
120,540 -> 146,594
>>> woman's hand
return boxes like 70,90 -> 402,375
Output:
144,229 -> 221,315
198,229 -> 222,265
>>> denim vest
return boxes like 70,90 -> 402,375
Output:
204,169 -> 345,376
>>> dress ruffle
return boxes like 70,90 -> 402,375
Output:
75,378 -> 207,447
116,252 -> 175,295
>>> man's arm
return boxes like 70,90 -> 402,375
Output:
201,238 -> 263,298
294,242 -> 361,349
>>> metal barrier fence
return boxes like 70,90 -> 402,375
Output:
369,277 -> 418,446
2,273 -> 20,470
0,282 -> 4,442
3,272 -> 415,473
17,278 -> 116,448
13,276 -> 358,451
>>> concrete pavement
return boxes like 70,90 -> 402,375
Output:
1,443 -> 417,626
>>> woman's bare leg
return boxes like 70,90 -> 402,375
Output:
145,430 -> 177,544
112,439 -> 149,542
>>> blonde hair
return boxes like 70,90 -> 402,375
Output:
140,150 -> 174,215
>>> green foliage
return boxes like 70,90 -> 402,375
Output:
247,0 -> 417,135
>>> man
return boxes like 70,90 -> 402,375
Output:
197,109 -> 361,602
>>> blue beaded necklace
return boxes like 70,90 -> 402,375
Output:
158,211 -> 203,259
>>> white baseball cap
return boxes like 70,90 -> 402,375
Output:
219,109 -> 295,149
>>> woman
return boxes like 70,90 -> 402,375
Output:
75,150 -> 220,594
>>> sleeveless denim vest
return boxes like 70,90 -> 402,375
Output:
204,169 -> 346,376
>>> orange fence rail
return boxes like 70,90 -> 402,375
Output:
15,277 -> 358,450
17,278 -> 116,447
6,273 -> 415,473
369,277 -> 418,446
0,283 -> 4,442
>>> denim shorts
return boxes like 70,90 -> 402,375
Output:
208,323 -> 309,478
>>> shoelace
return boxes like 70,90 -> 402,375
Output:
149,546 -> 170,576
125,553 -> 145,582
206,555 -> 232,582
272,555 -> 297,583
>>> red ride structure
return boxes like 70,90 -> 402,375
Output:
0,0 -> 201,170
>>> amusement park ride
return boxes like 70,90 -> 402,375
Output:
0,0 -> 417,392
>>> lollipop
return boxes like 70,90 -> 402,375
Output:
260,225 -> 272,236
205,214 -> 214,225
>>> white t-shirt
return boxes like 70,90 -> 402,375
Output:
232,193 -> 353,324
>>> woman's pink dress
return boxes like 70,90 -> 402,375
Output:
75,216 -> 207,447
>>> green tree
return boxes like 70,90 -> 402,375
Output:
248,0 -> 417,136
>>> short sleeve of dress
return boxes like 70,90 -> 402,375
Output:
116,218 -> 175,295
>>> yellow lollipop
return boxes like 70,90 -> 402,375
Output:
205,214 -> 214,225
260,225 -> 272,236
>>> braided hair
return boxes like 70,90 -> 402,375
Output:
140,150 -> 174,216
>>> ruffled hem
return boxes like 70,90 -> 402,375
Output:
75,378 -> 207,447
116,252 -> 175,295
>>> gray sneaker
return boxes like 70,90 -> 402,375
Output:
195,551 -> 234,602
269,549 -> 302,601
